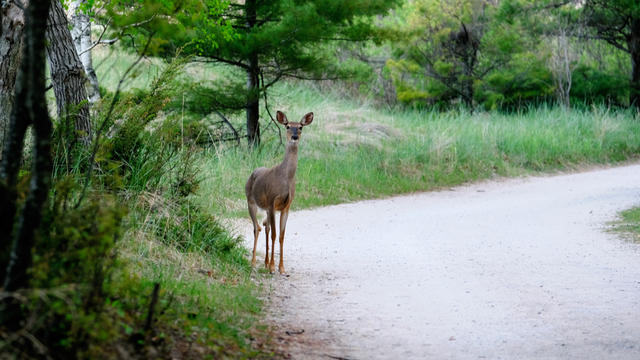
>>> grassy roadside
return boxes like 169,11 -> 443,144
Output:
610,207 -> 640,242
197,82 -> 640,219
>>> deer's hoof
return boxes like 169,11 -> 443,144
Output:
278,266 -> 285,275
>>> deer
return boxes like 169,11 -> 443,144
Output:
245,111 -> 314,274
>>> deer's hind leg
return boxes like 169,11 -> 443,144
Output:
267,208 -> 277,273
247,200 -> 261,267
263,219 -> 270,268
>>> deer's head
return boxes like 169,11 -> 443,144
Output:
277,111 -> 313,144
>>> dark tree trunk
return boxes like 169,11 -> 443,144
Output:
0,2 -> 28,280
629,19 -> 640,109
451,23 -> 479,110
1,0 -> 53,292
245,0 -> 260,146
246,56 -> 260,147
461,77 -> 474,109
0,1 -> 25,160
46,0 -> 91,146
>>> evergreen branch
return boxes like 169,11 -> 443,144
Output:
191,56 -> 249,69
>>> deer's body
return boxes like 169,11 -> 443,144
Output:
245,111 -> 313,274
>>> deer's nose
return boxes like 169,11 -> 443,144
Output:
292,135 -> 299,140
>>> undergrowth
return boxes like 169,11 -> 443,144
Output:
0,54 -> 275,359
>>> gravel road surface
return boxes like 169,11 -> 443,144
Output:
244,164 -> 640,359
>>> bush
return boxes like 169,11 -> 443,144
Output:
1,53 -> 262,358
478,53 -> 555,110
571,63 -> 629,106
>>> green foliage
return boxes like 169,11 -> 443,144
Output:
584,0 -> 640,52
479,53 -> 554,110
21,185 -> 125,357
106,56 -> 186,164
571,64 -> 629,106
387,0 -> 525,109
104,0 -> 233,56
33,182 -> 125,289
385,0 -> 636,110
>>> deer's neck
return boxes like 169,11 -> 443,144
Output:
280,142 -> 299,182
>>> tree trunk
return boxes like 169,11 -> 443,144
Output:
2,0 -> 53,292
462,78 -> 474,109
246,57 -> 260,147
46,0 -> 91,146
0,1 -> 28,281
0,1 -> 26,160
69,0 -> 100,103
629,19 -> 640,109
457,24 -> 478,110
550,30 -> 574,108
245,0 -> 260,146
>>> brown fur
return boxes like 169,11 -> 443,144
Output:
245,111 -> 313,274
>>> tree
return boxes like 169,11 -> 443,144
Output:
0,0 -> 25,157
548,26 -> 579,107
582,0 -> 640,108
388,0 -> 514,109
1,0 -> 53,292
46,0 -> 92,147
176,0 -> 398,146
69,0 -> 101,103
2,0 -> 92,154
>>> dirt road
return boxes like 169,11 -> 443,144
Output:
244,164 -> 640,359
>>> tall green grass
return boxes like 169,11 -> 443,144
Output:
198,83 -> 640,218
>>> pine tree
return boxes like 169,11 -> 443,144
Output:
177,0 -> 399,146
583,0 -> 640,108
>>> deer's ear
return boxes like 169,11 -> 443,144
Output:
276,111 -> 288,125
301,112 -> 314,126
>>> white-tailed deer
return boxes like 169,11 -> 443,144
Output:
245,111 -> 314,274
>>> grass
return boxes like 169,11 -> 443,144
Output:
610,207 -> 640,242
93,46 -> 166,91
116,221 -> 268,357
197,82 -> 640,218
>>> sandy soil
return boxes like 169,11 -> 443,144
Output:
241,164 -> 640,359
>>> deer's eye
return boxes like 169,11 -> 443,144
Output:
298,127 -> 302,131
286,125 -> 290,129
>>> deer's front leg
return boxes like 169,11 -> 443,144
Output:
263,219 -> 270,269
278,210 -> 289,274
